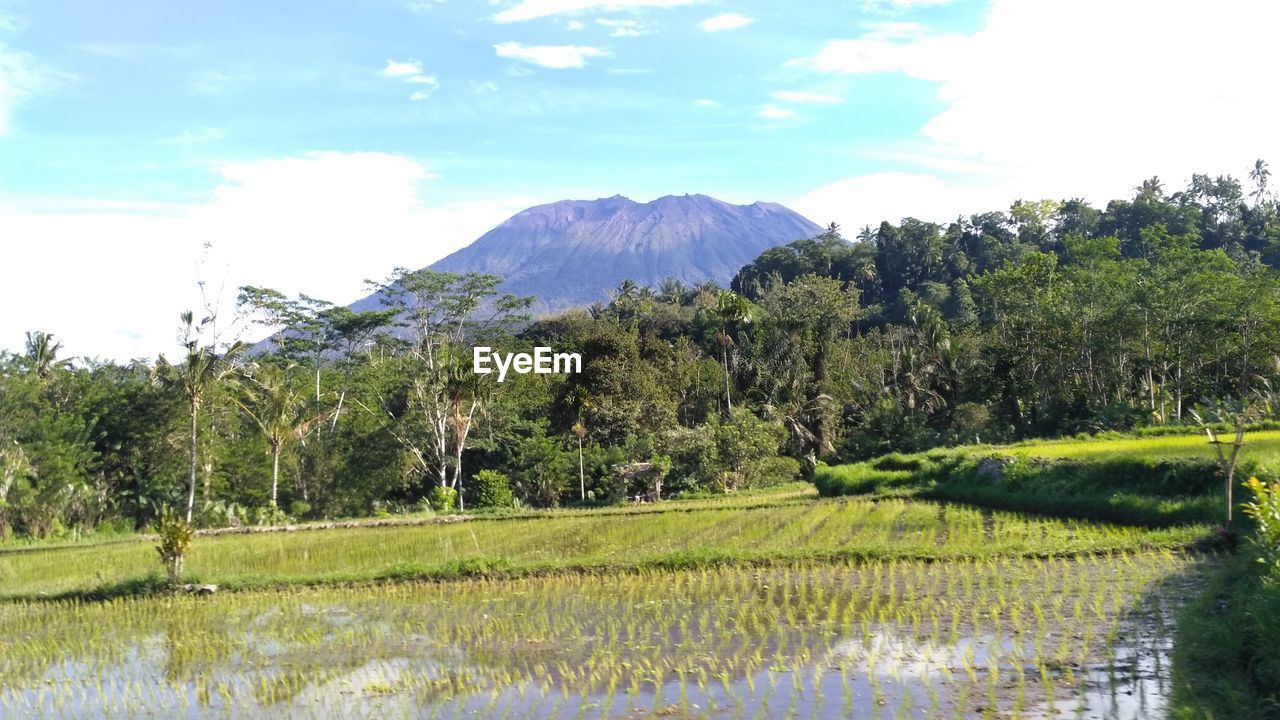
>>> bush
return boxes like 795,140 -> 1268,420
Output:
744,455 -> 802,489
288,500 -> 313,520
153,506 -> 193,585
428,485 -> 459,513
252,505 -> 292,527
472,470 -> 516,509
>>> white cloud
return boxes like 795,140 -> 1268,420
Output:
791,0 -> 1280,234
566,19 -> 586,30
0,42 -> 56,134
380,62 -> 438,100
187,69 -> 254,97
693,98 -> 718,108
0,152 -> 539,361
494,0 -> 697,23
159,126 -> 227,145
494,41 -> 609,69
381,59 -> 424,77
862,0 -> 957,11
597,18 -> 648,37
757,104 -> 797,120
699,13 -> 753,32
405,0 -> 445,13
772,90 -> 841,105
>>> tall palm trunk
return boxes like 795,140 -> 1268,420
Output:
722,344 -> 732,413
578,435 -> 585,501
270,441 -> 281,509
186,401 -> 199,523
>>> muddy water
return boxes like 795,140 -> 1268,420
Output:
0,553 -> 1204,719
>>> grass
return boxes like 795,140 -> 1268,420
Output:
0,496 -> 1207,600
999,429 -> 1280,464
0,550 -> 1203,719
814,431 -> 1255,526
1169,553 -> 1280,718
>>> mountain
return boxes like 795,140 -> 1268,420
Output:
352,194 -> 823,316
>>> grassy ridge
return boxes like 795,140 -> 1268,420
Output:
0,496 -> 1205,600
814,435 -> 1245,526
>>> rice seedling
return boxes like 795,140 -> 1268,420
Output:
0,550 -> 1203,719
0,497 -> 1207,599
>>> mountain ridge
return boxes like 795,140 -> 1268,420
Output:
351,193 -> 822,316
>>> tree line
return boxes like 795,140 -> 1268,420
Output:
2,162 -> 1278,539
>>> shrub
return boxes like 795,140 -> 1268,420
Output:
252,505 -> 292,527
1243,476 -> 1280,582
153,506 -> 193,585
472,470 -> 516,509
744,455 -> 802,489
288,500 -> 312,519
428,485 -> 459,513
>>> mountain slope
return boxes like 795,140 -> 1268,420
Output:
354,194 -> 823,316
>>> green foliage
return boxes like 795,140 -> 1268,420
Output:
152,505 -> 193,584
427,485 -> 459,514
472,469 -> 515,509
7,166 -> 1280,542
1243,476 -> 1280,581
510,422 -> 572,508
1170,554 -> 1280,718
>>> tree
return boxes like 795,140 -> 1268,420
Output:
23,331 -> 70,380
713,290 -> 753,413
154,312 -> 245,523
1250,158 -> 1271,206
370,269 -> 530,510
234,362 -> 328,512
572,420 -> 587,501
759,275 -> 859,459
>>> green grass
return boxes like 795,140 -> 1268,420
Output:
814,430 -> 1262,526
1169,553 -> 1280,718
998,429 -> 1280,464
0,496 -> 1206,600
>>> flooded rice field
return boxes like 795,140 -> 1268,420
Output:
0,551 -> 1203,719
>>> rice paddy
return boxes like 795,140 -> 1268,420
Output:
0,498 -> 1207,599
0,550 -> 1203,719
0,434 -> 1237,718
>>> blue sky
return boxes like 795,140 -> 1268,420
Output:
1,0 -> 1276,360
3,0 -> 973,205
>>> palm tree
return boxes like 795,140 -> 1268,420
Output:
572,420 -> 587,501
154,312 -> 245,523
23,331 -> 69,379
1250,158 -> 1271,205
658,278 -> 687,306
235,362 -> 322,511
714,290 -> 754,412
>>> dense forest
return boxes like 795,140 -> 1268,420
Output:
3,163 -> 1280,539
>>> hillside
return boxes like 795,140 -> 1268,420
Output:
351,193 -> 822,315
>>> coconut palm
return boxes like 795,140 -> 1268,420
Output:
1250,158 -> 1271,205
235,362 -> 326,512
714,290 -> 754,412
154,312 -> 245,523
23,331 -> 70,379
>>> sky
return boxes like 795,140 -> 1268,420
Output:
1,0 -> 1278,361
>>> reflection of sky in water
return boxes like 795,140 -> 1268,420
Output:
0,563 -> 1197,719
